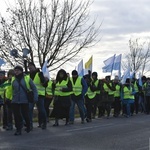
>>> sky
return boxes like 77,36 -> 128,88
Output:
1,0 -> 150,78
80,0 -> 150,78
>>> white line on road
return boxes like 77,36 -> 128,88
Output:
66,123 -> 114,132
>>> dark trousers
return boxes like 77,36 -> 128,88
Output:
114,97 -> 121,116
134,93 -> 139,114
5,100 -> 13,128
44,97 -> 53,118
0,104 -> 8,128
92,94 -> 100,117
12,103 -> 30,131
145,96 -> 150,114
85,97 -> 95,120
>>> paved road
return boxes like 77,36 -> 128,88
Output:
0,113 -> 150,150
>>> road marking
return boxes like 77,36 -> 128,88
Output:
66,123 -> 114,132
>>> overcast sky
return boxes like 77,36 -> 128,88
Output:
83,0 -> 150,78
1,0 -> 150,78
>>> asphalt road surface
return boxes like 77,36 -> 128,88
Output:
0,113 -> 150,150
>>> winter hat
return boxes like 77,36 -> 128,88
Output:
14,65 -> 23,72
72,70 -> 78,76
92,72 -> 98,77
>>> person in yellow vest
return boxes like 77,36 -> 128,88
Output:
113,76 -> 121,117
69,70 -> 88,124
103,76 -> 115,119
121,78 -> 135,118
84,72 -> 96,122
132,78 -> 139,114
91,72 -> 101,119
11,66 -> 38,135
28,62 -> 47,129
50,69 -> 72,126
0,70 -> 7,129
4,69 -> 15,130
45,77 -> 53,122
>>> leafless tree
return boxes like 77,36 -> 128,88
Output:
123,38 -> 150,76
0,0 -> 101,70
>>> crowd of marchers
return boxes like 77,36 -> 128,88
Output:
0,63 -> 150,136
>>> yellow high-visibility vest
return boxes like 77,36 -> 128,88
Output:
70,77 -> 82,96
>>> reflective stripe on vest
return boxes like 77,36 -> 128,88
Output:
55,79 -> 71,96
114,85 -> 120,97
33,73 -> 45,96
123,86 -> 134,99
46,80 -> 53,96
70,77 -> 82,96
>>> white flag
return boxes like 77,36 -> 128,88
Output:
42,60 -> 50,79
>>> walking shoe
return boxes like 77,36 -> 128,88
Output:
14,130 -> 21,136
6,126 -> 13,131
25,128 -> 31,133
86,118 -> 91,123
81,120 -> 85,124
69,121 -> 74,125
41,124 -> 47,129
53,123 -> 59,127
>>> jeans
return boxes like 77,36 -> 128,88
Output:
69,98 -> 85,122
123,99 -> 134,116
29,96 -> 47,127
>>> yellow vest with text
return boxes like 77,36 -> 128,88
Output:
33,73 -> 45,96
70,77 -> 82,96
54,79 -> 72,96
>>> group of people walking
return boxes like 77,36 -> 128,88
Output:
0,63 -> 150,136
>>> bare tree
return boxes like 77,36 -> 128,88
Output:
0,0 -> 101,70
123,38 -> 150,76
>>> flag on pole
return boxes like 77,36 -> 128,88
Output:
85,56 -> 93,71
113,54 -> 122,70
77,59 -> 84,76
120,67 -> 130,84
102,54 -> 116,73
138,72 -> 142,87
42,60 -> 50,79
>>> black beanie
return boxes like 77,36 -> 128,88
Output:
92,72 -> 98,77
72,70 -> 78,76
14,65 -> 23,72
